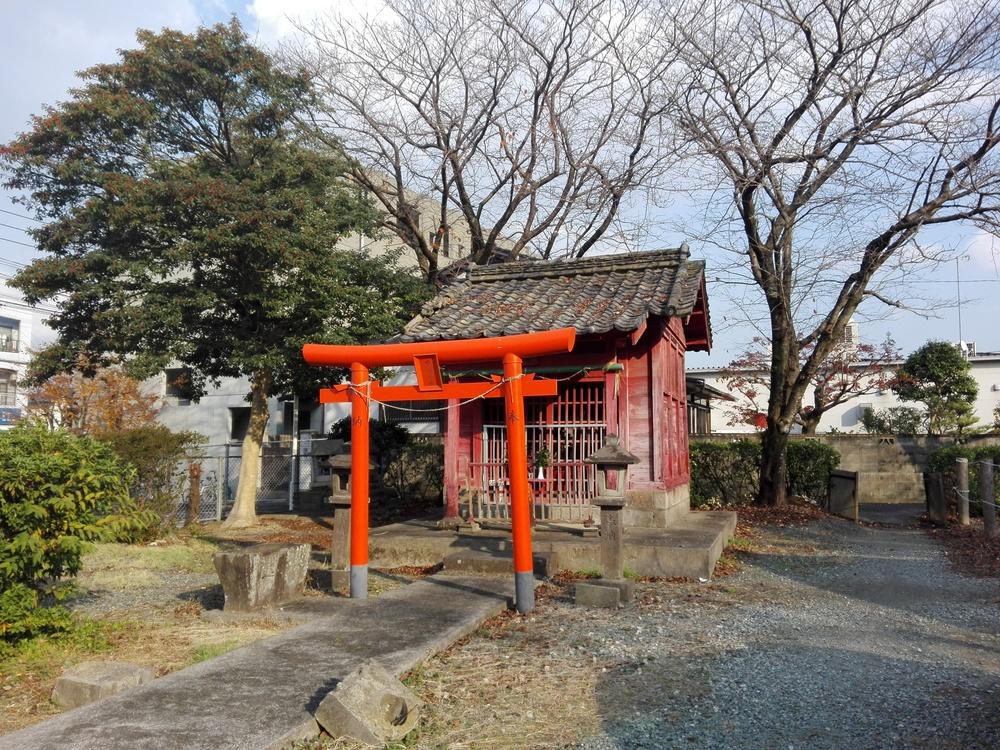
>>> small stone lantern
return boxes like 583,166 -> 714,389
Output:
576,435 -> 639,607
325,450 -> 373,590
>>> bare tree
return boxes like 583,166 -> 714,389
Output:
663,0 -> 1000,505
287,0 -> 677,281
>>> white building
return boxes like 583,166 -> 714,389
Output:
688,346 -> 1000,434
0,282 -> 53,428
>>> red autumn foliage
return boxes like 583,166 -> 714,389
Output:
721,335 -> 900,433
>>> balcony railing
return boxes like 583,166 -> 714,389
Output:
0,336 -> 19,353
0,390 -> 17,407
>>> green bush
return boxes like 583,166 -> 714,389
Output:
0,423 -> 153,649
329,417 -> 410,474
690,439 -> 761,507
787,441 -> 840,501
328,417 -> 444,504
384,438 -> 444,502
98,425 -> 204,535
690,438 -> 840,507
0,583 -> 73,657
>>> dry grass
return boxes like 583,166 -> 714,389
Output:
0,539 -> 290,736
76,538 -> 219,591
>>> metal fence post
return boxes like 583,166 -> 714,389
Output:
216,455 -> 224,521
957,457 -> 970,526
981,460 -> 998,540
224,443 -> 232,502
288,395 -> 299,511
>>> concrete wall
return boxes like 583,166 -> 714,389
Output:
626,483 -> 691,528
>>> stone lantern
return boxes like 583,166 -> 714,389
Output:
326,450 -> 373,590
576,435 -> 639,607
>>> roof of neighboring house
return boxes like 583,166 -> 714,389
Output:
686,377 -> 736,402
396,246 -> 709,345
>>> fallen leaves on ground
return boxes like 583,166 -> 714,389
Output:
926,521 -> 1000,578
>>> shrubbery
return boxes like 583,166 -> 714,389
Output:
0,422 -> 153,650
690,438 -> 840,507
98,424 -> 204,535
328,417 -> 444,503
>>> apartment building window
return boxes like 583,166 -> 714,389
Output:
0,317 -> 20,354
0,370 -> 17,407
229,407 -> 251,442
164,367 -> 195,402
429,226 -> 451,258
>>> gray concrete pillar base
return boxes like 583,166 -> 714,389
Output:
350,565 -> 368,599
514,570 -> 534,613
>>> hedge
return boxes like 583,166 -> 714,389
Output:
690,439 -> 840,507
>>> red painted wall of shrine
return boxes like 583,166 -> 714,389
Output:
442,312 -> 699,519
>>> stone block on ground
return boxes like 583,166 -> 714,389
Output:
574,580 -> 622,608
213,542 -> 311,612
314,659 -> 422,747
51,661 -> 154,709
443,550 -> 551,578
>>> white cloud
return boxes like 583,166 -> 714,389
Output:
246,0 -> 385,43
962,230 -> 1000,276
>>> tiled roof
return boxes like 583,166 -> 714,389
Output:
396,247 -> 706,342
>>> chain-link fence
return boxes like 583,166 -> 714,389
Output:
171,437 -> 338,523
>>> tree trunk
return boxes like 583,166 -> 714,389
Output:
222,370 -> 271,528
800,416 -> 820,435
758,423 -> 790,507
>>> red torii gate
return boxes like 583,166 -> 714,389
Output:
302,328 -> 577,613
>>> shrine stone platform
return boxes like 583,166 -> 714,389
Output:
371,510 -> 737,580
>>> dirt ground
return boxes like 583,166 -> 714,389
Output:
294,504 -> 1000,750
0,536 -> 293,735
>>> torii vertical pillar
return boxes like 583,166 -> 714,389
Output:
502,352 -> 534,612
349,362 -> 370,598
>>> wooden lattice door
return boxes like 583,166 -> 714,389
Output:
471,380 -> 605,522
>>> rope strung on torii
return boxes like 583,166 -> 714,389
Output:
302,328 -> 577,613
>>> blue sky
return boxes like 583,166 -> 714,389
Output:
2,0 -> 999,364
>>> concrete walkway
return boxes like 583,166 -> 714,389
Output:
859,502 -> 925,526
0,575 -> 512,750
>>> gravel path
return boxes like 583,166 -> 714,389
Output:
571,517 -> 1000,750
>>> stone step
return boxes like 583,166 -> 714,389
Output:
442,550 -> 551,577
372,510 -> 737,581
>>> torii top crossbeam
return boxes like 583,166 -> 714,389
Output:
302,328 -> 576,613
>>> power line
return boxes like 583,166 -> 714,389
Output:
0,208 -> 41,223
0,221 -> 31,235
0,235 -> 37,250
0,297 -> 60,315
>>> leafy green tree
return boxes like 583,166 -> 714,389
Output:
893,342 -> 978,435
861,406 -> 927,436
0,21 -> 429,527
